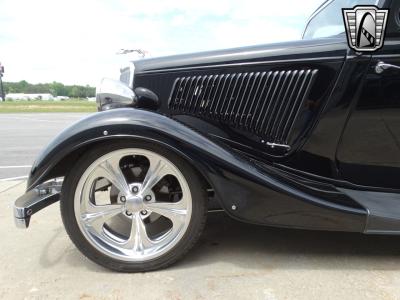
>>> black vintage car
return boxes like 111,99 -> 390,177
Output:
14,0 -> 400,272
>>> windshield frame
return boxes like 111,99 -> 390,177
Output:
302,0 -> 386,39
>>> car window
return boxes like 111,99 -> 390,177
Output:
303,0 -> 381,39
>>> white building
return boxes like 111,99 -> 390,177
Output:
55,96 -> 70,101
5,93 -> 55,101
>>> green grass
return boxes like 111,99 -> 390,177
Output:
0,99 -> 97,113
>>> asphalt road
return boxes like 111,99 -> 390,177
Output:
0,113 -> 90,180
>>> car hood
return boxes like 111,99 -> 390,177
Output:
133,37 -> 347,74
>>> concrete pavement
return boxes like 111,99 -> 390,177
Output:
2,180 -> 400,300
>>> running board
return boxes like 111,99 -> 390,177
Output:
340,188 -> 400,235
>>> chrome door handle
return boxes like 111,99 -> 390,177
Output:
375,61 -> 400,74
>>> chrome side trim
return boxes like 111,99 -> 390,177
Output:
14,180 -> 62,229
373,54 -> 400,58
265,142 -> 292,151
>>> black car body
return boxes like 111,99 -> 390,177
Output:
14,0 -> 400,271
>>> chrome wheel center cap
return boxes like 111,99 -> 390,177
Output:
125,195 -> 144,213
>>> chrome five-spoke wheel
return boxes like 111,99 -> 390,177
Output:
61,142 -> 207,272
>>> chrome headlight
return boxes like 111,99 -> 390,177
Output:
119,61 -> 135,88
96,78 -> 137,111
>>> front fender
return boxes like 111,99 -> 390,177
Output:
27,108 -> 367,231
28,108 -> 245,191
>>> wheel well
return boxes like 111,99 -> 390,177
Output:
47,138 -> 214,192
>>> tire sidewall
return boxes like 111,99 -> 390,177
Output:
61,140 -> 207,272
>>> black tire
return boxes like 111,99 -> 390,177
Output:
60,140 -> 208,272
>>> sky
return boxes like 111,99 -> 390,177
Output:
0,0 -> 323,86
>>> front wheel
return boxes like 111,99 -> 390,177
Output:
60,141 -> 207,272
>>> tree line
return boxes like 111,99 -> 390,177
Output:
3,80 -> 96,98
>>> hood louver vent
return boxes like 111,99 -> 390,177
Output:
168,69 -> 318,150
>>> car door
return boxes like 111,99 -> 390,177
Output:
337,3 -> 400,189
